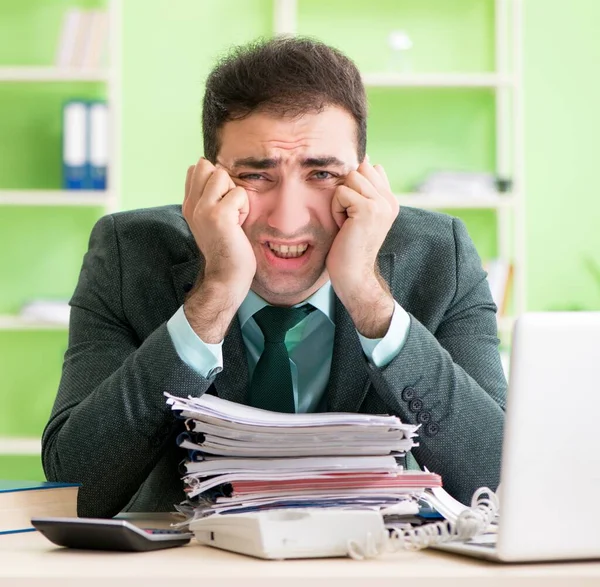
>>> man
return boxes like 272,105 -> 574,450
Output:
42,37 -> 506,518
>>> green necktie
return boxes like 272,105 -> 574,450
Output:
248,305 -> 313,413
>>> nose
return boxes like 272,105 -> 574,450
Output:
266,178 -> 311,236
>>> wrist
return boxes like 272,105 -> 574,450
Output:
184,279 -> 244,343
338,276 -> 395,339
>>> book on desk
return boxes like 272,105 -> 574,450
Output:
0,480 -> 80,535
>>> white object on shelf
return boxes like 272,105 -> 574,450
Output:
0,190 -> 111,206
81,10 -> 109,69
70,9 -> 94,68
0,67 -> 108,82
0,437 -> 41,456
0,315 -> 68,331
388,30 -> 413,73
19,301 -> 70,326
417,171 -> 502,198
395,193 -> 514,210
55,8 -> 82,68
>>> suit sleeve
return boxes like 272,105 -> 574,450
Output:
41,214 -> 213,518
365,217 -> 507,505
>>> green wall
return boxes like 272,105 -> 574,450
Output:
524,0 -> 600,311
1,0 -> 599,480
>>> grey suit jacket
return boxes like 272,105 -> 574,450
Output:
42,204 -> 506,517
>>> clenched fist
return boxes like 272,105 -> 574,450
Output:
182,157 -> 256,342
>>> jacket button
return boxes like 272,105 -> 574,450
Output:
157,424 -> 171,436
408,398 -> 423,413
425,422 -> 440,437
416,411 -> 431,424
150,436 -> 164,448
401,387 -> 416,401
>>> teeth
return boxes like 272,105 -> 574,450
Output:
268,242 -> 308,258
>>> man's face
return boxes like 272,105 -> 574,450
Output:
216,106 -> 360,306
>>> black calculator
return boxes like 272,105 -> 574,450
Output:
31,517 -> 193,552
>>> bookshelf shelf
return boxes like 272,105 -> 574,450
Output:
0,190 -> 112,207
362,73 -> 514,88
0,67 -> 109,82
0,316 -> 68,331
395,193 -> 515,210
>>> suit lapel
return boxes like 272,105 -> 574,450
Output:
325,296 -> 369,412
326,252 -> 396,413
214,316 -> 250,404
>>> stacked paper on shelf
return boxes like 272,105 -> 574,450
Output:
416,171 -> 507,197
20,300 -> 70,325
165,393 -> 442,520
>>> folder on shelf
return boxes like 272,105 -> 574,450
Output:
62,101 -> 88,190
88,101 -> 108,190
81,10 -> 109,69
62,101 -> 108,190
55,8 -> 82,68
55,8 -> 109,69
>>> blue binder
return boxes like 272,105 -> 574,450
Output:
88,100 -> 108,190
62,100 -> 88,189
62,100 -> 108,190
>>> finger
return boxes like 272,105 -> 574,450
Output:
220,186 -> 250,225
357,162 -> 397,209
331,185 -> 375,228
357,160 -> 389,195
201,168 -> 236,207
187,157 -> 216,212
183,165 -> 194,207
214,163 -> 237,191
344,169 -> 380,200
373,164 -> 391,190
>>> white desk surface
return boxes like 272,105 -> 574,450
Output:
1,515 -> 600,587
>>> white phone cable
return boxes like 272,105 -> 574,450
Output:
347,486 -> 499,560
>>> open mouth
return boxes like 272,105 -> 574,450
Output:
267,242 -> 309,259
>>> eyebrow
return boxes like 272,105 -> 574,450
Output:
230,156 -> 347,170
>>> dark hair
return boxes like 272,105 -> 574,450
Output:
202,36 -> 367,162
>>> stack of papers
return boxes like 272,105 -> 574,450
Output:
165,393 -> 441,519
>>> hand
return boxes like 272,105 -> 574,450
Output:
181,158 -> 256,342
326,158 -> 400,338
183,157 -> 256,300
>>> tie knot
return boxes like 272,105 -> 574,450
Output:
253,305 -> 312,343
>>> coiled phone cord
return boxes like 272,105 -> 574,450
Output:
347,487 -> 499,560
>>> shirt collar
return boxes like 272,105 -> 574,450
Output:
238,282 -> 335,328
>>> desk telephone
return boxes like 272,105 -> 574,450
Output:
190,487 -> 499,560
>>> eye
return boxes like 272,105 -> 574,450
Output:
311,170 -> 337,180
237,173 -> 266,181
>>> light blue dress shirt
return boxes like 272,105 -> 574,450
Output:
167,282 -> 410,413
